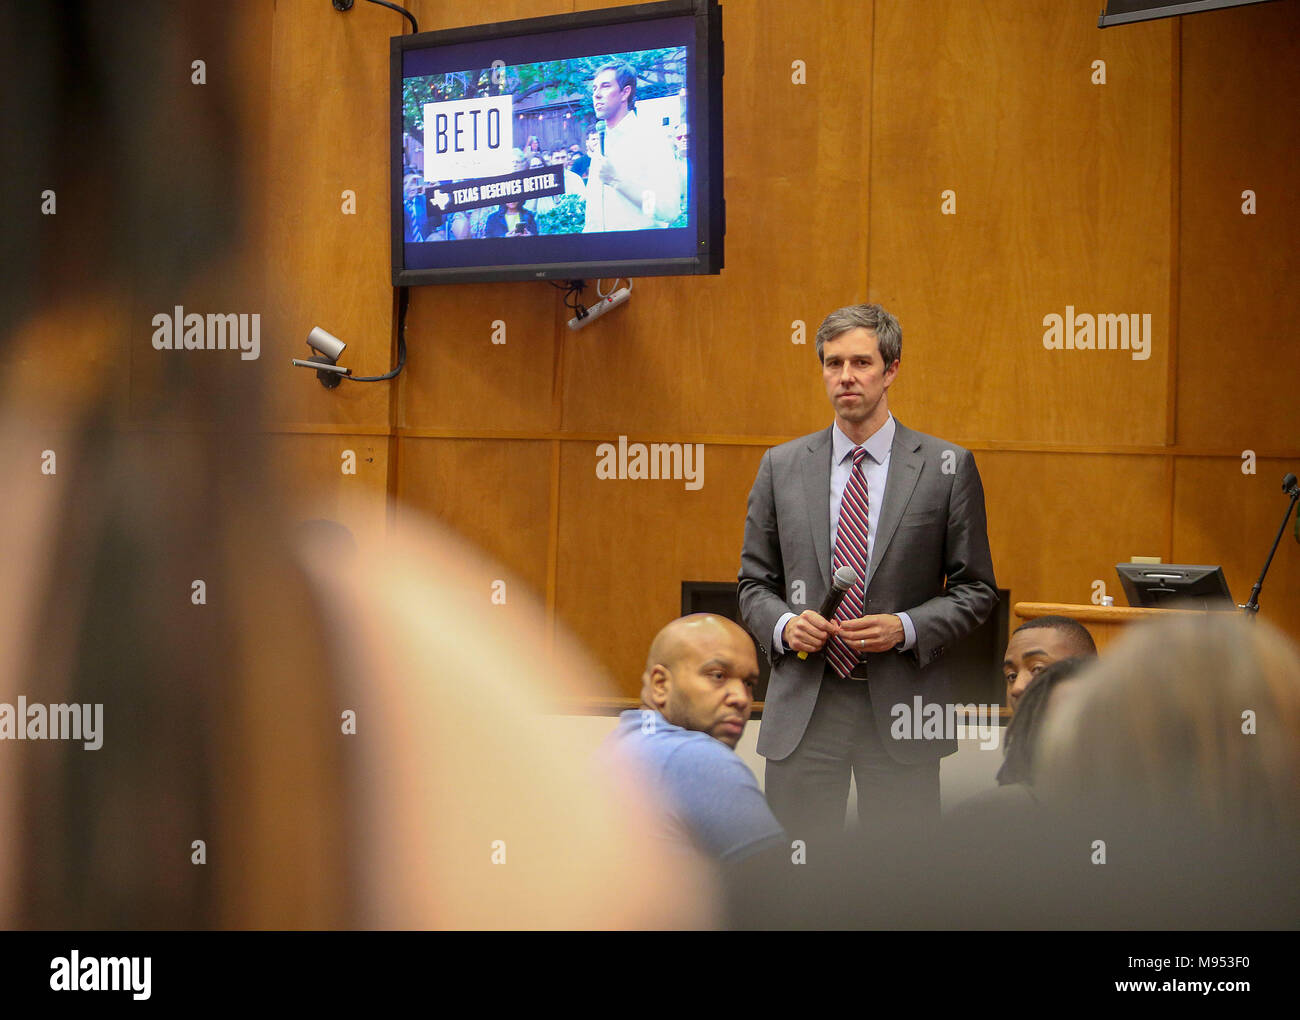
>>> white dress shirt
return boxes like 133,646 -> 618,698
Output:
583,110 -> 681,232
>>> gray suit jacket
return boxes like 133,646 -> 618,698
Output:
737,420 -> 997,764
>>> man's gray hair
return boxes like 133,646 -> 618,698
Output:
814,304 -> 902,366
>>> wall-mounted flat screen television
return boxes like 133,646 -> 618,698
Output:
391,0 -> 723,285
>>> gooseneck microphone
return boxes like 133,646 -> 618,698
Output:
797,565 -> 860,661
1242,472 -> 1300,615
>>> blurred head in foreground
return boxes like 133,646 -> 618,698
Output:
0,1 -> 712,930
1035,612 -> 1300,833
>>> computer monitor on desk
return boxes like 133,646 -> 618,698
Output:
1116,563 -> 1235,611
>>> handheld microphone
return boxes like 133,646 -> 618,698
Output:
598,121 -> 606,155
796,565 -> 859,660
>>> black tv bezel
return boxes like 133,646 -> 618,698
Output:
1115,562 -> 1236,609
390,0 -> 723,286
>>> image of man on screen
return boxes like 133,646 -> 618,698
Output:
583,62 -> 682,233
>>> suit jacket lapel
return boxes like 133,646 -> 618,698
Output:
802,427 -> 833,590
866,421 -> 922,590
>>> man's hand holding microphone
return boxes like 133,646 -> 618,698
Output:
782,565 -> 904,658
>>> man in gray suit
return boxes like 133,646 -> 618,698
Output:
738,304 -> 997,841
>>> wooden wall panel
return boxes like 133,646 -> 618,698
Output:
559,0 -> 873,438
398,283 -> 561,432
394,437 -> 554,625
265,433 -> 392,559
262,0 -> 397,430
241,0 -> 1300,702
978,450 -> 1174,611
1172,457 -> 1300,634
870,0 -> 1172,447
1175,0 -> 1300,451
554,441 -> 765,697
412,0 -> 573,31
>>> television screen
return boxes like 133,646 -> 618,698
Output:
391,0 -> 723,285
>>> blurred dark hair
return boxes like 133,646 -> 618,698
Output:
3,1 -> 351,928
1036,614 -> 1300,831
2,2 -> 245,345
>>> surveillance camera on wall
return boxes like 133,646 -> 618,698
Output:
291,326 -> 352,388
306,327 -> 347,362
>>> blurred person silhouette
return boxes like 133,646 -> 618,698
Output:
672,120 -> 689,210
402,172 -> 433,243
567,142 -> 590,187
534,150 -> 586,224
0,0 -> 712,931
732,615 -> 1300,929
448,213 -> 472,240
522,155 -> 546,216
1024,613 -> 1300,927
573,130 -> 599,183
1036,613 -> 1300,833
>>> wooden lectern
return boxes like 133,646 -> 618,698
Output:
1012,602 -> 1204,652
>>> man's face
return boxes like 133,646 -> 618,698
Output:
551,149 -> 567,166
656,628 -> 759,749
403,177 -> 421,200
592,69 -> 628,121
821,327 -> 898,429
1003,627 -> 1078,711
450,216 -> 470,240
674,124 -> 688,156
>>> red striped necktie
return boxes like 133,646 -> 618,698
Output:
825,445 -> 870,678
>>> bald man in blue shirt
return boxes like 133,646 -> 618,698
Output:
603,614 -> 786,863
